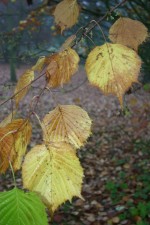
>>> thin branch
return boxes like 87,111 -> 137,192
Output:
28,82 -> 47,115
62,78 -> 88,94
71,0 -> 128,48
0,71 -> 46,107
0,0 -> 128,108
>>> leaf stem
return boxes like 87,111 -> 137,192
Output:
9,161 -> 17,188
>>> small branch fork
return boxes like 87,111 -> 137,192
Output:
0,0 -> 128,108
72,0 -> 128,48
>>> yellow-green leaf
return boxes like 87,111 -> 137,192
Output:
85,43 -> 141,105
109,17 -> 148,51
46,48 -> 79,88
53,0 -> 80,33
14,69 -> 34,107
42,105 -> 92,149
6,119 -> 32,171
22,143 -> 83,213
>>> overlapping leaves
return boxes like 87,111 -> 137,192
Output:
22,143 -> 83,213
0,119 -> 32,172
0,13 -> 148,221
22,104 -> 91,212
46,47 -> 79,88
42,105 -> 92,149
6,119 -> 32,171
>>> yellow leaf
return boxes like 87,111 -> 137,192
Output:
85,43 -> 141,105
42,105 -> 92,149
109,17 -> 148,51
32,57 -> 46,72
0,111 -> 15,128
14,69 -> 34,107
46,48 -> 79,88
0,127 -> 15,173
6,119 -> 32,171
53,0 -> 80,33
22,143 -> 83,213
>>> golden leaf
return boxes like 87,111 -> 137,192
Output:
46,48 -> 79,88
22,143 -> 83,213
42,105 -> 92,149
109,17 -> 148,51
14,69 -> 34,107
53,0 -> 80,33
32,57 -> 46,72
0,127 -> 15,173
85,43 -> 141,105
6,119 -> 32,171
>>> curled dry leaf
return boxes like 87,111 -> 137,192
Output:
53,0 -> 80,33
22,143 -> 83,213
109,17 -> 148,51
85,43 -> 142,106
0,127 -> 15,173
6,119 -> 32,171
32,57 -> 46,72
14,69 -> 34,107
46,48 -> 79,88
42,105 -> 92,149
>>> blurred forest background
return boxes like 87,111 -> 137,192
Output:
0,1 -> 150,225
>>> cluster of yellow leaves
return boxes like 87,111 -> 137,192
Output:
85,17 -> 147,106
22,104 -> 92,213
0,12 -> 148,218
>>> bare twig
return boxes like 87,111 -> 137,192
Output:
0,71 -> 46,107
71,0 -> 128,48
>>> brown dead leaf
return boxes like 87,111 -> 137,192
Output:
109,17 -> 148,51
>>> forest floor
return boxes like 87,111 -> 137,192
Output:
0,63 -> 150,225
